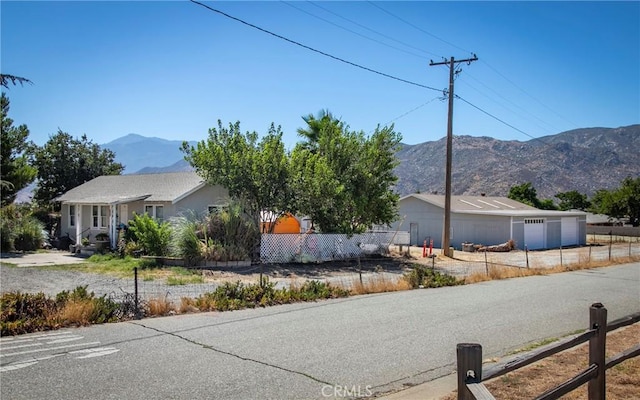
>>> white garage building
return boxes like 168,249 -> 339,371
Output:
391,194 -> 587,250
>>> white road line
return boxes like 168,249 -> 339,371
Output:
0,331 -> 72,343
70,347 -> 120,359
0,343 -> 43,351
46,336 -> 84,344
0,342 -> 101,357
0,354 -> 63,372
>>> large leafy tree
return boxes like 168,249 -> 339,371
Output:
1,93 -> 37,205
291,114 -> 402,234
590,177 -> 640,226
507,182 -> 557,210
32,130 -> 123,208
555,190 -> 590,211
181,120 -> 293,227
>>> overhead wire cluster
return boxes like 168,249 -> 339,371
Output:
188,0 -> 575,152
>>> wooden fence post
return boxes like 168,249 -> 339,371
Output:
588,302 -> 607,400
457,343 -> 482,400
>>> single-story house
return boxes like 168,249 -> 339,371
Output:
56,172 -> 228,249
390,194 -> 587,250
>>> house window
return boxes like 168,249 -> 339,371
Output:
145,205 -> 164,222
69,205 -> 76,227
92,205 -> 108,228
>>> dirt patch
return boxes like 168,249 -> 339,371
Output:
442,323 -> 640,399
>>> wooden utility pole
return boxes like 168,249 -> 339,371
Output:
430,55 -> 477,257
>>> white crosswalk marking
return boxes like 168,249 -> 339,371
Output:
1,329 -> 120,372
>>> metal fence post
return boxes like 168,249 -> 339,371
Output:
134,267 -> 140,320
525,245 -> 529,268
608,232 -> 612,261
484,251 -> 488,276
560,245 -> 563,268
588,303 -> 607,400
457,343 -> 482,400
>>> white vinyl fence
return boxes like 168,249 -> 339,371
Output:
260,231 -> 407,263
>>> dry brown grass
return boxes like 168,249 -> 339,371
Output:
464,255 -> 640,284
146,295 -> 175,316
57,300 -> 96,326
347,274 -> 411,295
441,324 -> 640,400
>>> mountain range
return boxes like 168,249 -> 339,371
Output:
104,125 -> 638,200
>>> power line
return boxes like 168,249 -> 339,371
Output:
366,1 -> 470,56
189,0 -> 442,93
307,1 -> 440,58
282,1 -> 427,60
458,75 -> 558,136
368,96 -> 443,134
480,60 -> 579,129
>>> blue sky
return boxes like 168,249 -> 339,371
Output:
2,1 -> 638,149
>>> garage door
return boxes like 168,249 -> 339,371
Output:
561,217 -> 578,246
524,218 -> 545,250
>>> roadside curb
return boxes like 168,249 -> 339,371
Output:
380,373 -> 456,400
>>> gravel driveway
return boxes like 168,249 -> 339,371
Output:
2,242 -> 637,304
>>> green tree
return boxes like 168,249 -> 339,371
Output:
0,93 -> 37,205
555,190 -> 590,211
32,130 -> 123,208
181,120 -> 293,228
507,182 -> 539,207
590,177 -> 640,226
507,182 -> 557,210
296,109 -> 342,152
291,115 -> 401,234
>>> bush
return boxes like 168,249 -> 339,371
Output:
127,213 -> 171,256
0,205 -> 44,252
0,291 -> 57,335
170,215 -> 203,266
1,286 -> 131,335
403,265 -> 463,289
192,278 -> 349,312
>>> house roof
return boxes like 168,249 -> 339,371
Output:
400,193 -> 587,217
56,172 -> 207,205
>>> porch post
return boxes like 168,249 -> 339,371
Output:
110,204 -> 117,249
75,204 -> 82,248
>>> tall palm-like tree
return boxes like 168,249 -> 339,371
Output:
296,109 -> 342,151
1,74 -> 32,88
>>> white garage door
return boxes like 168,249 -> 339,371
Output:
524,218 -> 545,250
561,217 -> 578,246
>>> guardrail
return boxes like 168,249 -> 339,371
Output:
456,303 -> 640,400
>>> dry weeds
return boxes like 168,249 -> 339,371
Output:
464,254 -> 639,284
56,300 -> 96,326
347,274 -> 411,295
441,323 -> 640,400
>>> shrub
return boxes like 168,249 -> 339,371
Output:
403,265 -> 463,289
0,291 -> 57,335
127,213 -> 171,256
170,216 -> 203,266
0,205 -> 44,252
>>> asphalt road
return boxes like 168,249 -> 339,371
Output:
1,263 -> 639,400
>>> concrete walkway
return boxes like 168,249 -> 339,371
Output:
0,251 -> 87,267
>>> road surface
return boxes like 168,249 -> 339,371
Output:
1,263 -> 638,399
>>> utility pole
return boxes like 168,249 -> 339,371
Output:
430,54 -> 477,257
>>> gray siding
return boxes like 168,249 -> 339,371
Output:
174,185 -> 228,216
394,196 -> 588,250
451,214 -> 511,249
547,218 -> 562,249
511,219 -> 525,249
